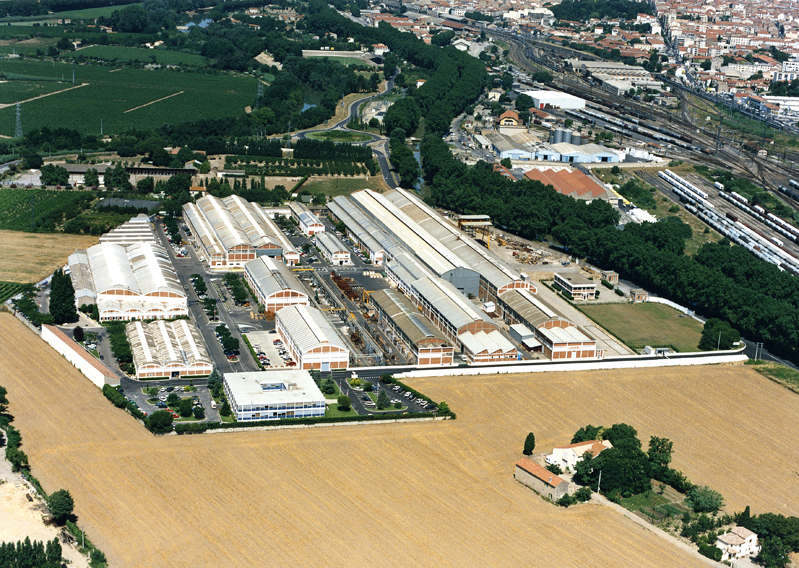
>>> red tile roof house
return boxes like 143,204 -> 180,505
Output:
514,458 -> 570,501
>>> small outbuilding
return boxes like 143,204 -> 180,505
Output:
514,458 -> 570,501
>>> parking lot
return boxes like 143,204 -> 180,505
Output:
245,330 -> 295,369
120,379 -> 220,422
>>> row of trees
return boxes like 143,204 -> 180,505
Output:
419,133 -> 799,364
0,538 -> 64,568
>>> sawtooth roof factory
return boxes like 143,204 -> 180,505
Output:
127,319 -> 213,379
329,188 -> 599,362
183,195 -> 299,270
68,238 -> 188,322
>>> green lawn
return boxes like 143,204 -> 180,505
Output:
70,45 -> 207,67
305,55 -> 372,68
580,302 -> 704,352
302,176 -> 375,197
0,59 -> 257,135
619,490 -> 669,512
325,403 -> 358,418
0,39 -> 56,55
306,130 -> 373,143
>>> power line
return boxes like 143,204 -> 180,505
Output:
15,102 -> 22,139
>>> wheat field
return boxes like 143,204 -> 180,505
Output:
1,313 -> 797,567
0,231 -> 98,283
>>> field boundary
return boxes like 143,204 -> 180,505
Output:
124,91 -> 184,113
203,415 -> 443,434
396,352 -> 748,379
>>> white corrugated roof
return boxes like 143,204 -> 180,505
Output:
244,257 -> 306,299
127,320 -> 211,370
538,324 -> 593,344
276,304 -> 348,355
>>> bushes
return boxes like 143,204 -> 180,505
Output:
105,322 -> 134,374
102,384 -> 127,409
601,279 -> 614,289
614,288 -> 625,296
146,410 -> 174,434
698,542 -> 722,561
175,422 -> 209,435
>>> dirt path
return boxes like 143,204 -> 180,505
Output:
590,494 -> 718,567
0,83 -> 89,110
124,91 -> 184,113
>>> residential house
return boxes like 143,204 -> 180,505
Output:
546,440 -> 613,470
715,527 -> 760,561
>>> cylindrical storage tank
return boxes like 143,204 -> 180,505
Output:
549,131 -> 555,144
571,134 -> 581,145
562,130 -> 572,144
553,129 -> 563,144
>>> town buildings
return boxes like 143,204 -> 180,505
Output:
223,369 -> 326,421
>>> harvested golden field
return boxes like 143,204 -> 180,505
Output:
2,313 -> 798,567
0,231 -> 98,282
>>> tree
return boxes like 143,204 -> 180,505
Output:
337,395 -> 351,411
145,387 -> 159,399
0,384 -> 7,414
500,157 -> 512,169
758,537 -> 790,568
571,424 -> 603,443
136,176 -> 154,195
383,52 -> 398,80
220,401 -> 231,417
104,163 -> 130,190
193,405 -> 205,419
167,392 -> 179,405
574,486 -> 592,502
515,93 -> 534,111
687,486 -> 724,513
700,59 -> 711,71
376,389 -> 390,410
84,168 -> 99,188
147,410 -> 174,434
523,432 -> 536,455
49,269 -> 77,325
647,436 -> 673,468
221,336 -> 239,352
698,318 -> 740,350
72,326 -> 84,343
178,398 -> 193,417
47,489 -> 74,524
602,423 -> 640,449
39,164 -> 69,186
22,152 -> 43,169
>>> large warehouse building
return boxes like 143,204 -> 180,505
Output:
99,214 -> 157,246
521,90 -> 586,110
68,241 -> 188,321
244,256 -> 309,314
288,202 -> 325,236
183,195 -> 299,270
223,369 -> 326,421
370,289 -> 454,366
275,304 -> 350,371
126,319 -> 213,379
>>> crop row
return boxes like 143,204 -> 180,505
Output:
0,282 -> 24,302
0,189 -> 94,232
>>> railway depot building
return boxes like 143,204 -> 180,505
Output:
223,369 -> 326,421
244,257 -> 309,314
183,195 -> 299,270
314,232 -> 351,266
288,201 -> 325,236
370,289 -> 454,366
275,304 -> 350,371
68,241 -> 188,321
330,187 -> 600,361
127,319 -> 213,379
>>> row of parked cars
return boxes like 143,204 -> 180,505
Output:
391,385 -> 437,412
272,338 -> 297,367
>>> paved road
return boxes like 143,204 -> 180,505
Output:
153,220 -> 261,375
294,71 -> 399,189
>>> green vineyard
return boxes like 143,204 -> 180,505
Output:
0,282 -> 25,303
0,189 -> 94,232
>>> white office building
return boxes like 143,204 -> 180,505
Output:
223,369 -> 326,421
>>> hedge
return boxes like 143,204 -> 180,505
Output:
614,288 -> 625,296
601,279 -> 614,289
204,411 -> 437,431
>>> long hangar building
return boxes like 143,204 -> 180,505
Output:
330,188 -> 599,361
